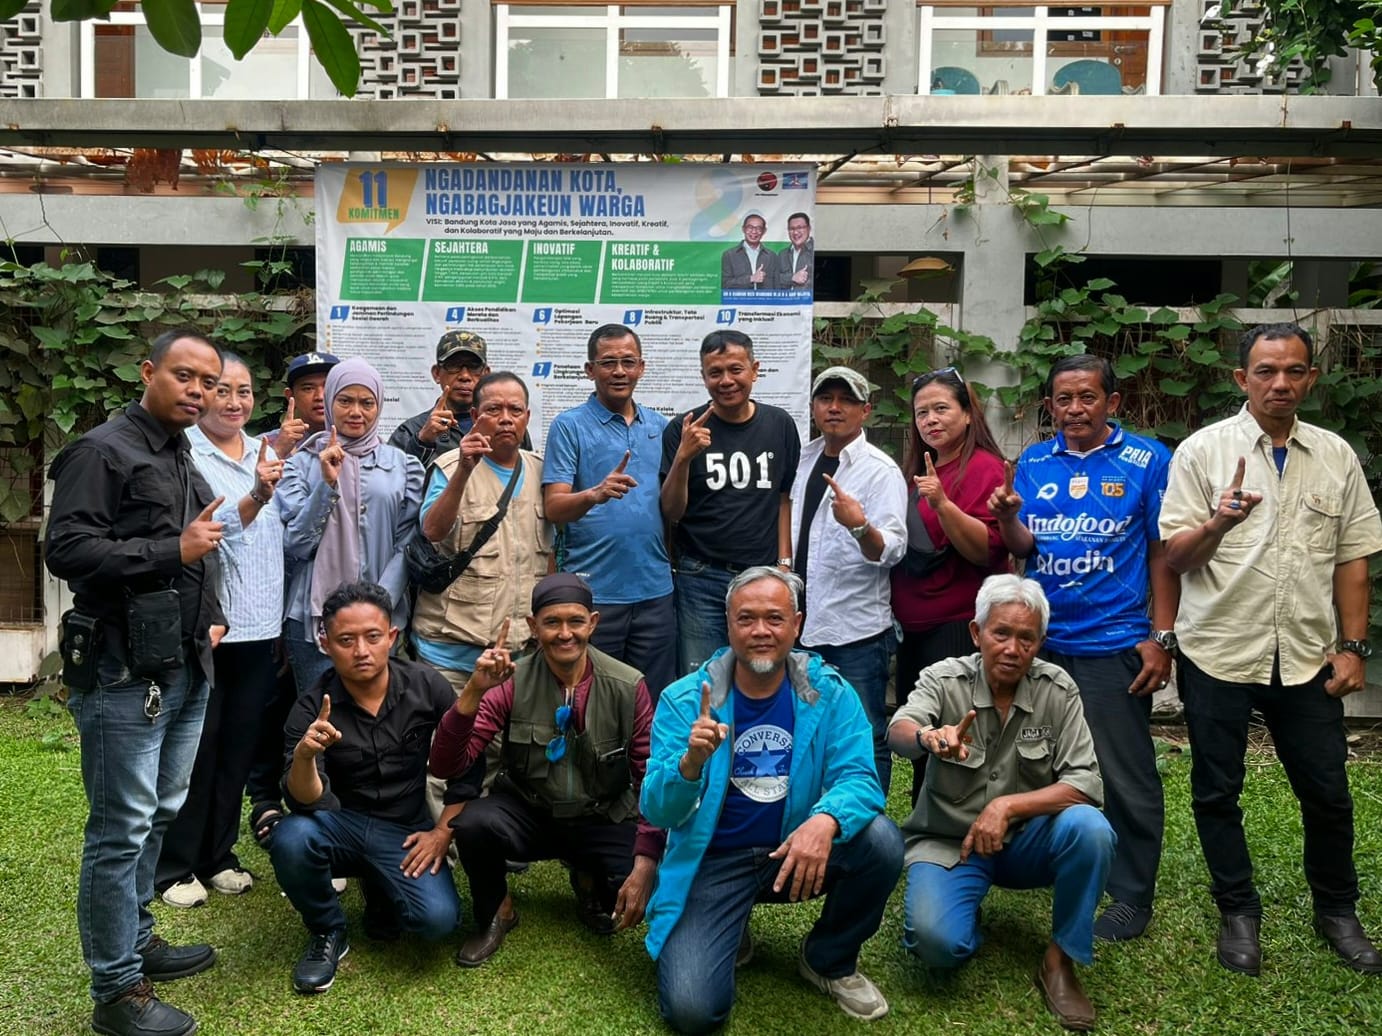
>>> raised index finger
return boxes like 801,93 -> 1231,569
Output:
1002,460 -> 1014,495
955,709 -> 978,739
1229,456 -> 1246,491
328,427 -> 338,448
318,694 -> 331,722
924,453 -> 938,477
495,616 -> 511,647
195,496 -> 225,522
699,681 -> 712,719
612,450 -> 631,475
691,406 -> 714,428
821,473 -> 841,494
284,397 -> 296,421
257,438 -> 269,463
434,393 -> 448,413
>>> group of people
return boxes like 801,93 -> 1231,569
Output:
721,211 -> 815,292
44,317 -> 1380,1036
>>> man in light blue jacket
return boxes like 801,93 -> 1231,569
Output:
642,566 -> 903,1033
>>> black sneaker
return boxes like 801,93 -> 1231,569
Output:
292,929 -> 350,995
1093,901 -> 1153,942
92,979 -> 196,1036
139,935 -> 217,983
569,869 -> 616,935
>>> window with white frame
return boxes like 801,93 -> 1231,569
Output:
916,1 -> 1166,97
80,1 -> 337,99
495,3 -> 734,100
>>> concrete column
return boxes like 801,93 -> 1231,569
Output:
460,1 -> 493,98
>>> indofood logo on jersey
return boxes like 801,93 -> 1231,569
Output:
730,727 -> 791,803
1026,514 -> 1133,542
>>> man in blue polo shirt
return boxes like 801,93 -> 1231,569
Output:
988,354 -> 1179,943
543,324 -> 676,698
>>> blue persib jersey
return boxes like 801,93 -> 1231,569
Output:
1014,423 -> 1170,655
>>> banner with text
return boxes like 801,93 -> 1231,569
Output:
314,163 -> 816,450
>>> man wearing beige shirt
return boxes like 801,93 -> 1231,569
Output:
1161,322 -> 1382,978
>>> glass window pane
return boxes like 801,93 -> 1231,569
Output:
133,27 -> 190,97
931,29 -> 1031,94
201,28 -> 301,99
619,27 -> 716,98
507,26 -> 605,98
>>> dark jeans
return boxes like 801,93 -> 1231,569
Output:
590,591 -> 678,702
1179,652 -> 1357,916
814,629 -> 895,792
285,617 -> 333,696
270,808 -> 460,939
1045,647 -> 1164,910
896,620 -> 975,805
674,557 -> 735,676
244,642 -> 298,808
657,814 -> 903,1035
451,783 -> 638,927
158,638 -> 278,886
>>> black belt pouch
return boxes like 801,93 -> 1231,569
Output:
125,588 -> 184,677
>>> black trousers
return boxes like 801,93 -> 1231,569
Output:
1179,652 -> 1357,917
452,783 -> 637,926
1045,647 -> 1164,910
896,619 -> 975,805
157,638 -> 278,886
243,644 -> 297,808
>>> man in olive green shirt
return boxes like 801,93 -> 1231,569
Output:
888,574 -> 1113,1033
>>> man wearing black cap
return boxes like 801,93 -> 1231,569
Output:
390,330 -> 492,466
429,573 -> 661,967
263,351 -> 340,458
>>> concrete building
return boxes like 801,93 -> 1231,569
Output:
1,0 -> 1380,684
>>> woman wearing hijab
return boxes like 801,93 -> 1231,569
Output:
278,357 -> 425,693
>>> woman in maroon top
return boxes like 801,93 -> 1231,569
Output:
890,367 -> 1009,802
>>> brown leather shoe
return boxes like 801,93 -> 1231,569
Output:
1315,913 -> 1382,975
1035,955 -> 1096,1032
455,911 -> 519,968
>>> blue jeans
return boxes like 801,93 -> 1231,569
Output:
903,805 -> 1114,969
813,630 -> 895,793
68,655 -> 209,1002
271,808 -> 460,940
674,558 -> 735,675
658,814 -> 903,1034
285,617 -> 333,695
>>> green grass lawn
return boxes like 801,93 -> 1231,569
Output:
2,698 -> 1380,1036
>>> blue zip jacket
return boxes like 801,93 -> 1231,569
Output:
641,647 -> 885,959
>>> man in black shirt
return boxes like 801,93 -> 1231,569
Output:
270,582 -> 480,995
661,329 -> 801,673
45,329 -> 228,1036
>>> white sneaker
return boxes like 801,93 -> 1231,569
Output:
208,867 -> 254,895
331,877 -> 348,894
160,876 -> 209,909
798,943 -> 889,1021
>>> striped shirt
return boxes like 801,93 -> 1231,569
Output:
187,425 -> 285,643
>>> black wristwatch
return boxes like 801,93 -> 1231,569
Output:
1340,639 -> 1373,659
1150,630 -> 1178,653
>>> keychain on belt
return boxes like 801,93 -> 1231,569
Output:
144,682 -> 162,722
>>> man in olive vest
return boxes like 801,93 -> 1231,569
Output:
429,573 -> 661,967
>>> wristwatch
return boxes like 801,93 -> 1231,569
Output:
1340,639 -> 1374,659
1150,630 -> 1178,653
848,520 -> 871,541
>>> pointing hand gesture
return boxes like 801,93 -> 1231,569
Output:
676,407 -> 714,463
180,496 -> 226,563
319,427 -> 344,488
680,681 -> 729,780
821,473 -> 866,530
914,452 -> 950,509
455,426 -> 493,474
986,460 -> 1023,520
419,393 -> 454,446
593,450 -> 637,505
276,397 -> 308,457
470,618 -> 516,693
296,694 -> 342,760
920,709 -> 977,761
1212,456 -> 1262,529
253,438 -> 283,502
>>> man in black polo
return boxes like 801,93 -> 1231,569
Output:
46,329 -> 228,1036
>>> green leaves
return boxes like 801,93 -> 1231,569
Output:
50,0 -> 118,21
302,0 -> 362,96
0,0 -> 30,18
142,0 -> 203,57
224,0 -> 275,59
267,0 -> 302,34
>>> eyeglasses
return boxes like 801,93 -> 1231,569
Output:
545,687 -> 576,763
442,359 -> 484,374
912,366 -> 965,391
592,357 -> 642,372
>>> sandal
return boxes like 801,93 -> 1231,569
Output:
250,803 -> 284,849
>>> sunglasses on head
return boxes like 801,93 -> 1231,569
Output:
912,366 -> 965,392
545,687 -> 576,763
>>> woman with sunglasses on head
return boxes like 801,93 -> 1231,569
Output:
278,356 -> 425,694
890,368 -> 1010,804
156,353 -> 287,908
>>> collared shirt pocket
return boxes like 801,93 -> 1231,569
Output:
1016,737 -> 1054,786
930,744 -> 987,804
1300,491 -> 1342,554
